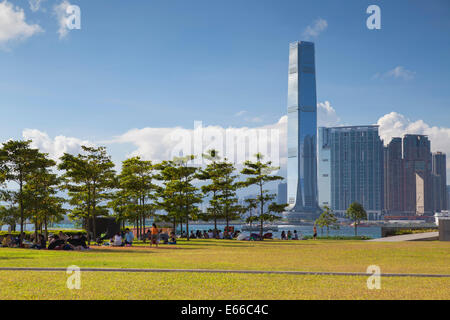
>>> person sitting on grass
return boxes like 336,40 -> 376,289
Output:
124,228 -> 134,246
203,230 -> 209,239
281,231 -> 286,240
208,229 -> 213,239
293,230 -> 299,240
168,231 -> 177,245
2,234 -> 14,248
112,232 -> 123,247
150,223 -> 159,248
68,232 -> 88,250
287,230 -> 292,240
144,229 -> 151,243
190,230 -> 196,239
31,234 -> 46,249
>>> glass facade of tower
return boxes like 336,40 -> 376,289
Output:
287,41 -> 319,215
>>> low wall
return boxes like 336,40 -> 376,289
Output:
438,219 -> 450,241
381,226 -> 437,238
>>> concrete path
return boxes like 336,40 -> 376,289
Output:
0,267 -> 448,278
368,232 -> 439,242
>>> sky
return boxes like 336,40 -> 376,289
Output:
1,0 -> 450,182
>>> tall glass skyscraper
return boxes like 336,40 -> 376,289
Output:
286,41 -> 320,219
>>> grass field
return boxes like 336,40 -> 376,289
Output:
0,239 -> 448,299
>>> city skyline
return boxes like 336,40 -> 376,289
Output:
1,1 -> 450,184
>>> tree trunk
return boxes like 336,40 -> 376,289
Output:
259,182 -> 264,240
44,216 -> 48,239
19,178 -> 24,241
354,223 -> 357,236
186,215 -> 190,241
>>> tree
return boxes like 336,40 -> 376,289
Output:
315,205 -> 339,237
198,150 -> 243,234
0,140 -> 41,235
117,157 -> 157,239
155,156 -> 202,240
216,158 -> 243,233
59,146 -> 115,243
197,149 -> 223,231
23,152 -> 65,239
345,202 -> 367,236
240,153 -> 286,239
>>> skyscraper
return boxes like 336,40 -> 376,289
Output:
286,41 -> 320,219
432,152 -> 447,212
328,125 -> 384,220
277,183 -> 287,205
403,135 -> 433,215
384,137 -> 404,213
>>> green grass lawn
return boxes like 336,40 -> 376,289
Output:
0,239 -> 448,299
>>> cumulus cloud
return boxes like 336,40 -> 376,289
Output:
0,0 -> 43,47
22,129 -> 93,161
317,101 -> 340,127
374,66 -> 416,80
112,117 -> 286,170
302,18 -> 328,40
111,101 -> 339,169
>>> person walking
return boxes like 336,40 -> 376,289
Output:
313,225 -> 317,240
150,223 -> 159,248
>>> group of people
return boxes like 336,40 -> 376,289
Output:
108,224 -> 172,247
184,229 -> 240,239
0,231 -> 89,250
280,230 -> 302,240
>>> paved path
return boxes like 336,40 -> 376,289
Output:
0,267 -> 448,278
368,232 -> 439,242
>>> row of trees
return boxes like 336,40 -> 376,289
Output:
0,140 -> 288,243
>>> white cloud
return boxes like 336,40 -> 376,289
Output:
111,101 -> 339,168
22,129 -> 93,161
0,0 -> 43,47
302,18 -> 328,40
374,66 -> 416,80
318,101 -> 340,127
29,0 -> 45,12
112,117 -> 287,169
53,0 -> 71,39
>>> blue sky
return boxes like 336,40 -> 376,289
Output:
1,0 -> 450,176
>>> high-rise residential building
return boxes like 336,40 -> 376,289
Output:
403,135 -> 433,215
447,186 -> 450,211
286,41 -> 320,219
277,183 -> 287,205
318,127 -> 331,208
328,125 -> 384,220
384,137 -> 404,213
432,152 -> 447,212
